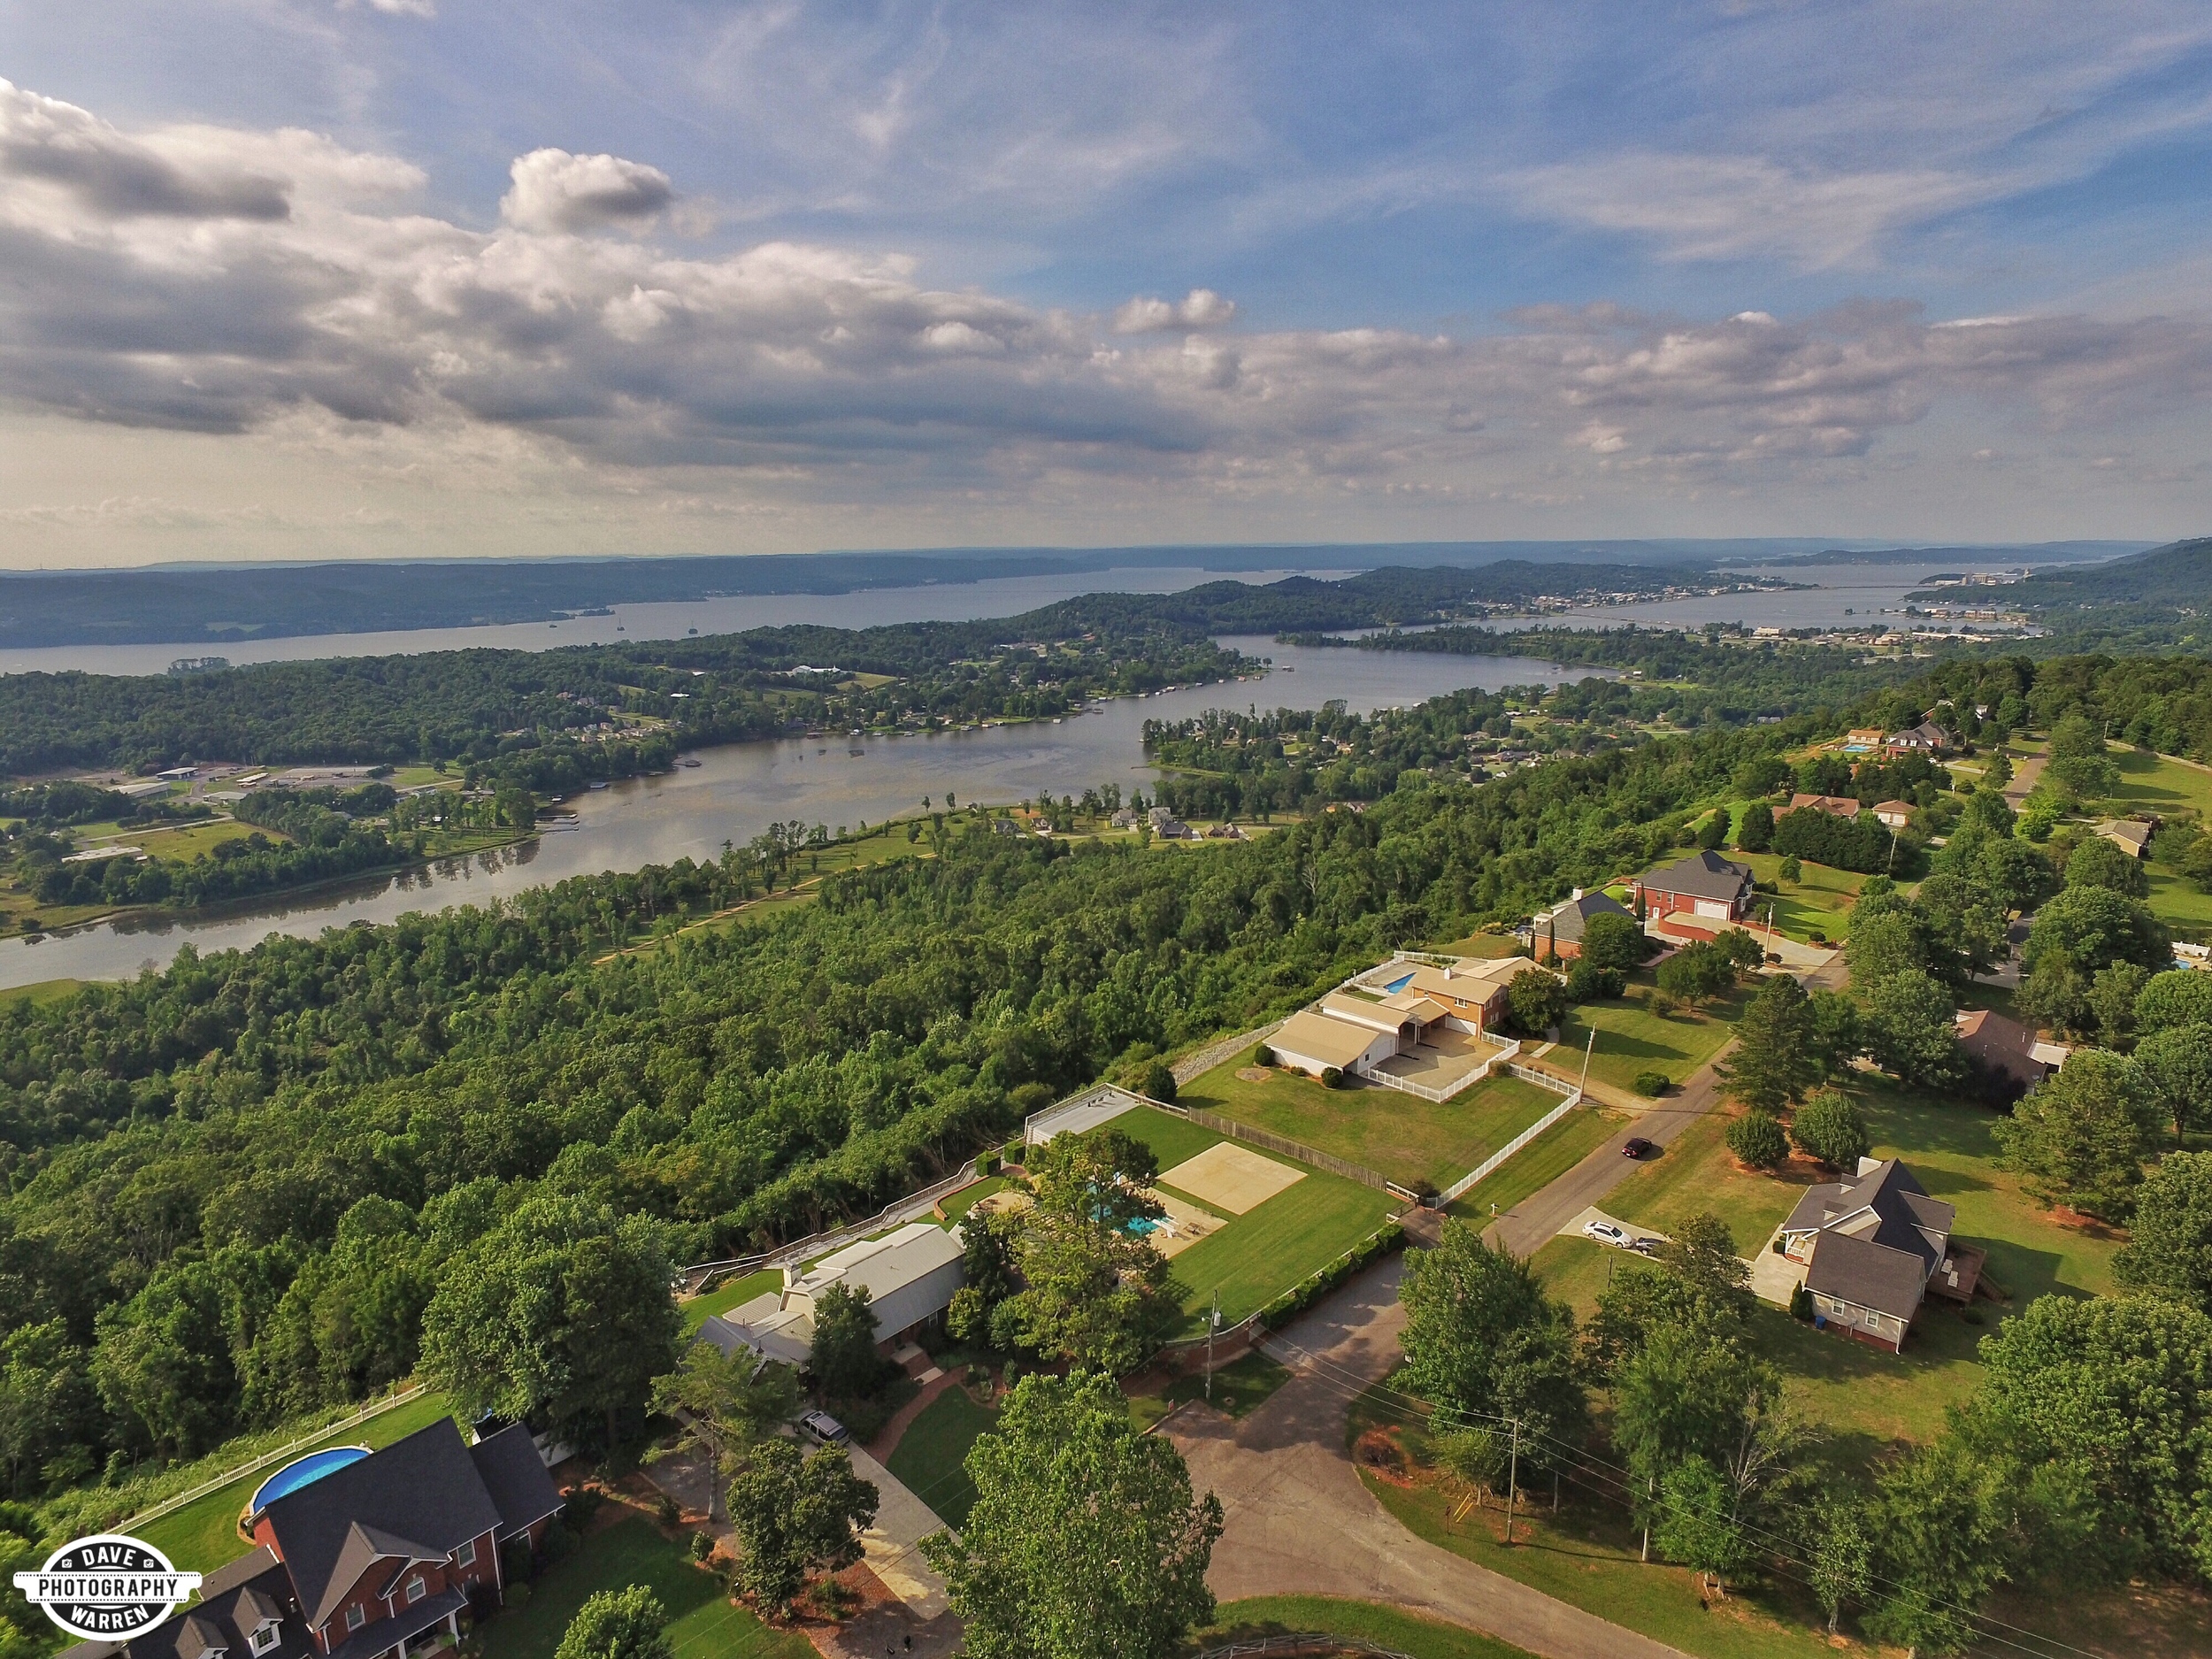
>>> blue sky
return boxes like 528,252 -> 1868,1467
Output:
3,1 -> 2209,565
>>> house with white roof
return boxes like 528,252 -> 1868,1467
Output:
696,1220 -> 965,1371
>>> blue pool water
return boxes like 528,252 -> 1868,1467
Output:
250,1446 -> 371,1512
1382,972 -> 1415,992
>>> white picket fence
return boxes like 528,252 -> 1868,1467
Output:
1438,1087 -> 1583,1206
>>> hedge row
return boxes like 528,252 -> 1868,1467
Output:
1256,1220 -> 1407,1332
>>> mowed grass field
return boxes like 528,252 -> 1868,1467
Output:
1548,1078 -> 2125,1452
885,1384 -> 998,1529
1731,849 -> 1866,942
1181,1049 -> 1560,1192
479,1516 -> 809,1659
679,1268 -> 782,1333
1445,1105 -> 1623,1224
140,1391 -> 462,1574
1100,1105 -> 1402,1332
1554,980 -> 1747,1094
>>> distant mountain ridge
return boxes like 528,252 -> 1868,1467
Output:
1916,535 -> 2212,614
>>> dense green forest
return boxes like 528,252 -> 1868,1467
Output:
0,713 -> 1801,1500
0,618 -> 1243,781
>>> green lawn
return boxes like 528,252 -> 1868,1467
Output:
2147,865 -> 2212,936
1732,849 -> 1867,936
1446,1106 -> 1622,1225
2108,742 -> 2212,819
938,1174 -> 1011,1224
1347,1386 -> 1843,1659
1133,1349 -> 1294,1424
1601,1108 -> 1801,1251
140,1392 -> 462,1574
885,1386 -> 998,1530
680,1269 -> 782,1334
480,1516 -> 808,1659
1099,1106 -> 1403,1332
1558,1079 -> 2126,1455
1201,1596 -> 1540,1659
1183,1050 -> 1560,1192
3,978 -> 88,1008
1554,982 -> 1746,1094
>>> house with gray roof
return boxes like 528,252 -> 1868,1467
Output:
1777,1157 -> 1981,1353
66,1422 -> 564,1659
1535,887 -> 1634,960
1634,850 -> 1756,924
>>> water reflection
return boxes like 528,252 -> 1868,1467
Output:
0,636 -> 1589,988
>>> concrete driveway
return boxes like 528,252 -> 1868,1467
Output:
1486,1049 -> 1731,1259
1164,1255 -> 1691,1659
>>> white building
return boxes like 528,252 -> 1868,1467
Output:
696,1220 -> 966,1370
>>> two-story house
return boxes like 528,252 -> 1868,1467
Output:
1778,1157 -> 1984,1353
67,1421 -> 565,1659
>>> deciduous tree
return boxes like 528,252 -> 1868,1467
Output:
2112,1152 -> 2212,1315
1863,969 -> 1963,1087
1787,1090 -> 1870,1172
1994,1049 -> 2162,1220
726,1438 -> 879,1615
555,1587 -> 672,1659
924,1371 -> 1222,1659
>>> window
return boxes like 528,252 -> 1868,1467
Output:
346,1606 -> 366,1633
249,1625 -> 279,1655
404,1578 -> 426,1606
453,1539 -> 476,1568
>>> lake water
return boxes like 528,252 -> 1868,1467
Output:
0,559 -> 1970,678
0,565 -> 1353,679
0,636 -> 1587,988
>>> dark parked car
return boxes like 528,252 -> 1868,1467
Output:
1622,1137 -> 1656,1159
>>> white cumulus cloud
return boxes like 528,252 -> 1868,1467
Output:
500,149 -> 677,234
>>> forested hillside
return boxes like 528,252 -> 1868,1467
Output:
0,714 -> 1796,1494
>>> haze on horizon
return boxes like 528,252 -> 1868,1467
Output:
2,2 -> 2209,570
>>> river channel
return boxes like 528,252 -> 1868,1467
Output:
0,635 -> 1590,989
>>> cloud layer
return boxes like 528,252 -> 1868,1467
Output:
0,67 -> 2208,559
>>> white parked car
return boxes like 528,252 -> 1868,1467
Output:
798,1409 -> 849,1445
1582,1219 -> 1628,1247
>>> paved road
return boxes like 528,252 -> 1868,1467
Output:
1486,1049 -> 1729,1257
1166,1255 -> 1689,1659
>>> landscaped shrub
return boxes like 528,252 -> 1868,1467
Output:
503,1581 -> 531,1609
1254,1043 -> 1276,1067
501,1536 -> 534,1587
1633,1070 -> 1671,1097
1789,1284 -> 1814,1321
977,1151 -> 1001,1178
1320,1066 -> 1344,1088
690,1530 -> 716,1561
1726,1111 -> 1790,1171
1256,1222 -> 1406,1331
655,1493 -> 680,1528
1144,1060 -> 1178,1102
1002,1137 -> 1025,1165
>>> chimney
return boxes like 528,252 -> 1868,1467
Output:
1571,887 -> 1584,901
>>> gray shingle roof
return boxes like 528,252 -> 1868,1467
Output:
1546,890 -> 1632,943
1786,1157 -> 1955,1322
468,1422 -> 565,1539
260,1419 -> 502,1632
1640,851 -> 1755,904
60,1553 -> 311,1659
1805,1230 -> 1932,1321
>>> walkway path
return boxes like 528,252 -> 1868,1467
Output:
1164,1256 -> 1690,1659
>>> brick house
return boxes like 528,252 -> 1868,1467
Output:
66,1422 -> 567,1659
1634,851 -> 1756,924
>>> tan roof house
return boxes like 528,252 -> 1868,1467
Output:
1789,793 -> 1863,818
1873,800 -> 1914,829
2094,818 -> 2156,859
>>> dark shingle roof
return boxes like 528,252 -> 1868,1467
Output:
1546,890 -> 1632,943
261,1419 -> 502,1632
1640,851 -> 1754,903
468,1422 -> 565,1538
61,1554 -> 311,1659
1806,1231 -> 1932,1321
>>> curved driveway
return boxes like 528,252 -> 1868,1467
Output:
1164,1252 -> 1690,1659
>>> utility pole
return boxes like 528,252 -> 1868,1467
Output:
1641,1476 -> 1654,1561
1206,1290 -> 1219,1403
1578,1027 -> 1594,1098
1504,1418 -> 1520,1546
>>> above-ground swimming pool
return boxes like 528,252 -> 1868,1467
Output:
250,1446 -> 371,1514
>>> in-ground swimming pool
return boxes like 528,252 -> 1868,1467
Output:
1381,972 -> 1416,993
250,1446 -> 371,1513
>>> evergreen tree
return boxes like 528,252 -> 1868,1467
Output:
1717,973 -> 1820,1113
